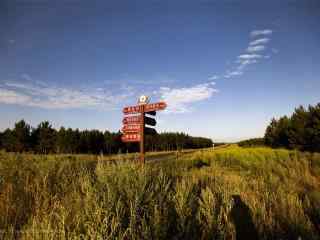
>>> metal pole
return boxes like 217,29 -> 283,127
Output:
140,105 -> 145,164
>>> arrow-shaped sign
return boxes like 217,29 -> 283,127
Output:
145,102 -> 167,112
123,115 -> 142,124
122,124 -> 141,133
145,127 -> 157,135
145,116 -> 156,126
146,111 -> 156,116
123,105 -> 142,115
121,133 -> 141,142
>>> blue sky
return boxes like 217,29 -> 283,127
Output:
0,0 -> 319,142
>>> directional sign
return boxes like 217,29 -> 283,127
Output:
146,111 -> 156,116
123,115 -> 141,124
123,105 -> 142,115
145,116 -> 156,126
121,133 -> 141,142
122,124 -> 141,133
145,127 -> 157,135
145,102 -> 167,112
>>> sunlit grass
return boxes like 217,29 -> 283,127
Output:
0,146 -> 319,239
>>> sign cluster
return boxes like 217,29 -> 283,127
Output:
121,96 -> 167,163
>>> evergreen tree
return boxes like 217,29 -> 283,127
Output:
305,104 -> 320,152
11,120 -> 31,152
35,121 -> 57,154
265,118 -> 279,147
288,106 -> 308,150
1,129 -> 15,152
265,103 -> 320,152
0,120 -> 214,154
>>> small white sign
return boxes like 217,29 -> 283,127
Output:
138,95 -> 150,105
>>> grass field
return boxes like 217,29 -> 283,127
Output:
1,146 -> 320,239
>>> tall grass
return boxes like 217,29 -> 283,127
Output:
0,146 -> 319,239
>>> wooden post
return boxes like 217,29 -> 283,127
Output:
140,105 -> 145,164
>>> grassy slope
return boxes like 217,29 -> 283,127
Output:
0,146 -> 320,239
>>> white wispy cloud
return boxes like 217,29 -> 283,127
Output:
249,38 -> 270,46
159,82 -> 218,113
250,29 -> 273,37
238,54 -> 262,60
235,30 -> 272,71
208,75 -> 219,80
236,59 -> 258,70
21,73 -> 32,81
208,29 -> 274,80
21,73 -> 48,86
247,45 -> 265,53
0,80 -> 134,110
0,89 -> 31,104
229,71 -> 243,76
224,71 -> 243,78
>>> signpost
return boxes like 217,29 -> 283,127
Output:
122,116 -> 141,124
122,124 -> 141,133
121,133 -> 141,142
146,111 -> 156,116
145,102 -> 167,112
121,96 -> 167,164
145,127 -> 157,135
144,116 -> 156,126
123,105 -> 142,115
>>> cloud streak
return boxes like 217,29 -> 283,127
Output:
250,29 -> 273,37
0,89 -> 31,105
247,45 -> 265,53
0,80 -> 134,110
1,76 -> 218,114
210,29 -> 274,80
238,54 -> 262,60
208,75 -> 219,80
249,38 -> 270,46
159,82 -> 218,113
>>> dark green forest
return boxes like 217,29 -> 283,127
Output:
238,103 -> 320,152
238,138 -> 265,147
239,103 -> 320,152
2,102 -> 319,154
264,103 -> 320,152
0,120 -> 213,154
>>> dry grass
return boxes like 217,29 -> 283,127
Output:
0,146 -> 319,239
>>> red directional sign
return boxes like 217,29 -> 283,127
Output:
145,102 -> 167,112
122,124 -> 141,133
121,133 -> 141,142
122,115 -> 142,124
123,105 -> 142,115
123,102 -> 166,114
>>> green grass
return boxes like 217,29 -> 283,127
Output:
0,146 -> 320,239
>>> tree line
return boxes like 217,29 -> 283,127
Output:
0,120 -> 213,154
237,138 -> 265,147
264,103 -> 320,152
